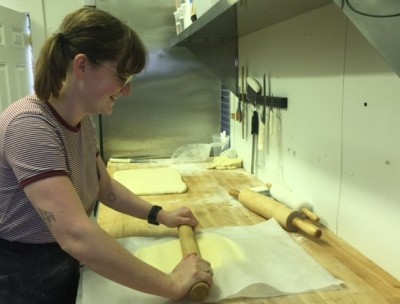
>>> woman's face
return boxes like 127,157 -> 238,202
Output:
83,59 -> 133,115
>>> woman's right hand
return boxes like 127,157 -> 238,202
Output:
168,254 -> 214,300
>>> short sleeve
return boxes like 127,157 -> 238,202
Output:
4,114 -> 68,185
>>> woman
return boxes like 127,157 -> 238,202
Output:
0,7 -> 213,304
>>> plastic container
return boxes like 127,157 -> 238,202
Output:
173,11 -> 181,34
196,0 -> 219,18
211,134 -> 229,156
177,7 -> 184,33
182,3 -> 192,29
171,143 -> 211,163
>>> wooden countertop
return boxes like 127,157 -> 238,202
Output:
97,161 -> 400,304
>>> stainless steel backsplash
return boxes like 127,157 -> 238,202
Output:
96,1 -> 221,161
99,47 -> 221,161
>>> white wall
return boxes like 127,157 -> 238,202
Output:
234,3 -> 400,280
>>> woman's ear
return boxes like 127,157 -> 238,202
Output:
73,54 -> 88,80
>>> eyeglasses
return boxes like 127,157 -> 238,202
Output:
97,61 -> 134,87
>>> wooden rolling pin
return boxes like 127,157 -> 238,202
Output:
178,225 -> 210,302
229,189 -> 322,238
266,183 -> 320,222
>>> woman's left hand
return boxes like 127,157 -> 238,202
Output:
158,207 -> 198,228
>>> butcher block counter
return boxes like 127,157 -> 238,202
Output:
96,161 -> 400,304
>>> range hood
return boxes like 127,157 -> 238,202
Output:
332,0 -> 400,78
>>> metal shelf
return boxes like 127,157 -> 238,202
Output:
170,0 -> 238,47
171,0 -> 331,47
169,0 -> 331,94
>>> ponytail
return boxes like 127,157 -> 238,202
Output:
34,33 -> 71,101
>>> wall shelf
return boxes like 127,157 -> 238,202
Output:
170,0 -> 331,94
170,0 -> 238,94
171,0 -> 331,47
170,0 -> 237,47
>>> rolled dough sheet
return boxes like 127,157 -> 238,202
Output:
113,167 -> 187,195
82,219 -> 343,303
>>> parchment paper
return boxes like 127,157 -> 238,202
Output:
82,219 -> 343,303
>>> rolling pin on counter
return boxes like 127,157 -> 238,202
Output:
267,183 -> 320,222
229,188 -> 322,238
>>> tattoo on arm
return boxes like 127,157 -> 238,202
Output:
37,208 -> 56,226
108,192 -> 116,202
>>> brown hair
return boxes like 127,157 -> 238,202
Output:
34,7 -> 147,101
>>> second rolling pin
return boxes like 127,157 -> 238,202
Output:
178,225 -> 210,302
229,188 -> 322,238
267,183 -> 320,222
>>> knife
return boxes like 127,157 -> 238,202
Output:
251,111 -> 259,174
257,73 -> 267,167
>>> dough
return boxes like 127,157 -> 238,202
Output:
135,233 -> 247,273
207,156 -> 243,170
113,168 -> 187,195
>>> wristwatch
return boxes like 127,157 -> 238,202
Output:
147,205 -> 162,225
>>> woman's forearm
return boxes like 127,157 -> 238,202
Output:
62,218 -> 179,299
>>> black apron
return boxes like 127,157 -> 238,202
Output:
0,238 -> 80,304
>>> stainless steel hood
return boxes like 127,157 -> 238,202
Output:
333,0 -> 400,78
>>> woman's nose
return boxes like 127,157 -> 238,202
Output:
120,83 -> 131,96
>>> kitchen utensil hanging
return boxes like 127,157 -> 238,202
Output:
246,77 -> 261,174
257,73 -> 267,168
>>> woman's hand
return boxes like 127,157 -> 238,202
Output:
168,254 -> 214,300
158,207 -> 199,228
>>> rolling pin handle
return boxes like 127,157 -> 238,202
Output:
292,217 -> 322,238
190,282 -> 210,302
301,207 -> 320,222
228,188 -> 240,198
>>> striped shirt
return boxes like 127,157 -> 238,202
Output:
0,95 -> 99,243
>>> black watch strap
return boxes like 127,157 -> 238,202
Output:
147,205 -> 162,225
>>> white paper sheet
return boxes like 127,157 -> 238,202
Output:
82,219 -> 343,303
